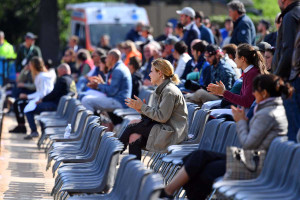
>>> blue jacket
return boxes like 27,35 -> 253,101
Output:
211,59 -> 237,90
98,61 -> 132,107
199,25 -> 215,44
125,28 -> 145,42
230,15 -> 256,45
182,22 -> 200,54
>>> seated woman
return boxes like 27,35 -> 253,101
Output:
161,74 -> 291,200
119,58 -> 188,160
207,43 -> 268,109
9,57 -> 55,137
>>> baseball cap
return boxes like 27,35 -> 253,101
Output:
163,36 -> 179,45
176,7 -> 195,18
25,32 -> 37,39
254,42 -> 271,52
205,44 -> 221,56
166,22 -> 173,28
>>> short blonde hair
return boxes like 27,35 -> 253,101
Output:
151,58 -> 180,85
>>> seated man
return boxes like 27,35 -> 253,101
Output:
186,44 -> 237,106
81,49 -> 132,113
24,63 -> 76,139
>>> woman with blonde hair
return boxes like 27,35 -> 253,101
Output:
9,56 -> 55,139
120,58 -> 188,160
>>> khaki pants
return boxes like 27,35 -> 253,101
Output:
185,89 -> 220,107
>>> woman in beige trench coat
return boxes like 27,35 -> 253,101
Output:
120,58 -> 188,160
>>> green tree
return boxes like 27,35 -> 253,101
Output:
252,0 -> 280,19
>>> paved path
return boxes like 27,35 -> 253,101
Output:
0,113 -> 53,200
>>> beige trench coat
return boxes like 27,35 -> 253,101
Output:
141,79 -> 188,153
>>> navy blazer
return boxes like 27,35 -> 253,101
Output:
230,15 -> 256,45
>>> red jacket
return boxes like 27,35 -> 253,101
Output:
223,67 -> 260,108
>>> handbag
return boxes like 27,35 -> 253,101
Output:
223,146 -> 266,180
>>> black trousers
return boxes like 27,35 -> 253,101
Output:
13,99 -> 29,125
182,150 -> 226,200
119,119 -> 158,160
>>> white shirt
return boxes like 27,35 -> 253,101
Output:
27,71 -> 55,100
175,53 -> 191,77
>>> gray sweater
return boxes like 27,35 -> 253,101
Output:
237,97 -> 287,150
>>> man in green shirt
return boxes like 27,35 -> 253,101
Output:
0,31 -> 16,59
15,32 -> 42,72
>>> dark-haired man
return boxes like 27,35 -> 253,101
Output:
185,44 -> 236,106
195,11 -> 215,44
272,0 -> 300,141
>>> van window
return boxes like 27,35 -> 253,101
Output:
89,24 -> 135,47
74,23 -> 86,47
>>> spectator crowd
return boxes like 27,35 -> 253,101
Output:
1,0 -> 300,199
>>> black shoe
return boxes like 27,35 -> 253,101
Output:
24,135 -> 33,140
24,131 -> 39,140
9,125 -> 27,134
159,189 -> 174,199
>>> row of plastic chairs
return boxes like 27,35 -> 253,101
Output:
68,155 -> 164,200
36,95 -> 165,200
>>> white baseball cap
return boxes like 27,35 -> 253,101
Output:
176,7 -> 195,18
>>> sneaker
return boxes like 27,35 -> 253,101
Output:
24,131 -> 39,140
24,135 -> 33,140
9,125 -> 27,134
31,131 -> 39,137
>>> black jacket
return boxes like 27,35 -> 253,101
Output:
264,32 -> 277,47
42,74 -> 76,104
272,1 -> 300,81
182,23 -> 200,55
131,71 -> 143,98
291,28 -> 300,80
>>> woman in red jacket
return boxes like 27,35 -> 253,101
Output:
207,43 -> 268,108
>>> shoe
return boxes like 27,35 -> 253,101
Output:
24,135 -> 33,140
24,131 -> 39,140
9,125 -> 27,134
159,189 -> 174,199
31,131 -> 39,137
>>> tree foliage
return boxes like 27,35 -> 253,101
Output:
0,0 -> 40,46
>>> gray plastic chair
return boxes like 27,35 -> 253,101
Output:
53,133 -> 123,199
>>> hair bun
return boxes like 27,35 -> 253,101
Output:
279,83 -> 294,99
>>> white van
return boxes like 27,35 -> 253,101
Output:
66,2 -> 149,51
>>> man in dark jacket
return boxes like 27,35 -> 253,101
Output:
176,7 -> 200,55
24,63 -> 76,139
125,22 -> 145,42
227,1 -> 256,45
273,0 -> 300,141
195,11 -> 215,44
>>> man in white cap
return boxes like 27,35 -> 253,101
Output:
176,7 -> 200,55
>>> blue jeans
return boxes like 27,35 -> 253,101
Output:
25,102 -> 57,132
283,76 -> 300,141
